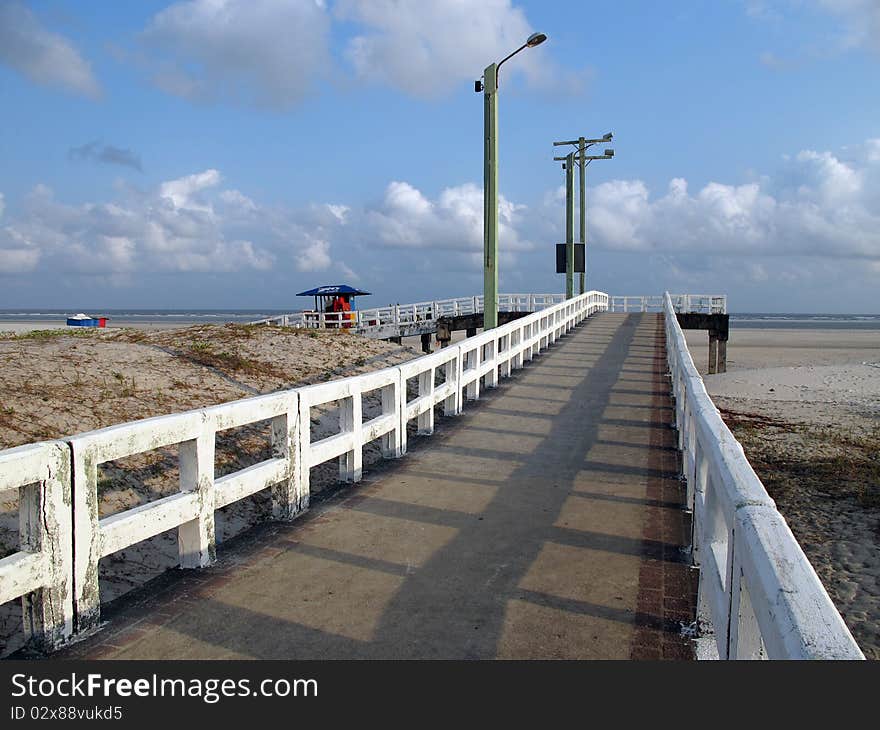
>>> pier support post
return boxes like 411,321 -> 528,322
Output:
466,327 -> 477,338
436,321 -> 451,349
708,334 -> 718,375
420,333 -> 431,353
717,338 -> 728,374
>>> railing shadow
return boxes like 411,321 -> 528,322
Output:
53,313 -> 697,660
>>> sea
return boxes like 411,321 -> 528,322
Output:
728,313 -> 880,330
1,310 -> 879,329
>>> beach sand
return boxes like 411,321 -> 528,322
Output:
0,320 -> 197,335
0,323 -> 422,655
685,328 -> 880,658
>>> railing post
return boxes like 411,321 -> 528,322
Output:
339,390 -> 363,482
71,441 -> 100,634
13,444 -> 74,651
382,378 -> 403,458
728,556 -> 765,659
178,429 -> 216,569
446,351 -> 462,416
296,396 -> 312,501
271,396 -> 306,519
417,368 -> 434,434
465,347 -> 480,401
485,338 -> 499,388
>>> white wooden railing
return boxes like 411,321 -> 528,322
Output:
4,289 -> 860,659
664,291 -> 862,659
249,292 -> 567,334
0,290 -> 608,652
613,294 -> 727,314
0,443 -> 73,651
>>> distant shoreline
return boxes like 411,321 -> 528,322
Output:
728,320 -> 880,330
2,308 -> 880,334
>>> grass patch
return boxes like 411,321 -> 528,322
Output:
719,407 -> 880,512
0,329 -> 96,342
181,342 -> 285,379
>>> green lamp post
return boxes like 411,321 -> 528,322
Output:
477,32 -> 547,329
554,133 -> 614,297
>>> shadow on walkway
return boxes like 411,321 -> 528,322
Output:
59,313 -> 696,660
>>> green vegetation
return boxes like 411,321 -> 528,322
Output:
0,329 -> 95,342
721,408 -> 880,511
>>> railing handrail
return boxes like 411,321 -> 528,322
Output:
248,292 -> 568,330
663,290 -> 862,659
610,294 -> 727,314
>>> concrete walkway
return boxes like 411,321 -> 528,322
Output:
64,313 -> 696,660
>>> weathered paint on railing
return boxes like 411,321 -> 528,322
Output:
0,290 -> 608,649
0,442 -> 72,653
663,291 -> 863,659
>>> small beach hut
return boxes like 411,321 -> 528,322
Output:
296,285 -> 371,327
66,313 -> 108,328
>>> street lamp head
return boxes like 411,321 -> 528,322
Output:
603,132 -> 613,141
526,32 -> 547,47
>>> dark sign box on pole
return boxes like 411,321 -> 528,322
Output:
555,244 -> 585,273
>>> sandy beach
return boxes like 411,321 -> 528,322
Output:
0,320 -> 199,335
686,328 -> 880,658
0,323 -> 422,656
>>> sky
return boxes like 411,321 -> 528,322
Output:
0,0 -> 879,313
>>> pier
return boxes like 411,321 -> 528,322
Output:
0,291 -> 863,659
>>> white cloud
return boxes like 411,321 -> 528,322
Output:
0,192 -> 41,274
752,1 -> 880,58
141,0 -> 330,108
159,169 -> 222,210
335,0 -> 584,97
551,139 -> 880,265
0,171 -> 283,275
815,0 -> 880,51
0,171 -> 372,280
295,238 -> 331,272
0,1 -> 101,98
131,0 -> 584,107
219,189 -> 258,212
366,181 -> 532,262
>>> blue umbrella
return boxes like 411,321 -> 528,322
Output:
297,284 -> 371,314
296,284 -> 371,296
